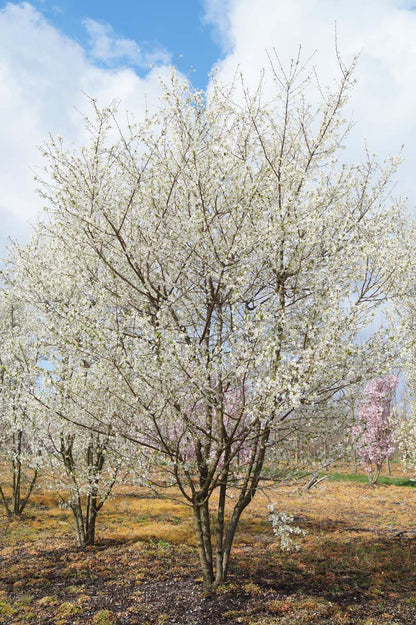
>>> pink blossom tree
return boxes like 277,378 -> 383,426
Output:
352,375 -> 399,484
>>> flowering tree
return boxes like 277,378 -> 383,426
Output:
394,289 -> 416,479
396,409 -> 416,479
36,358 -> 137,547
352,375 -> 399,484
13,54 -> 410,591
9,236 -> 146,546
0,286 -> 41,517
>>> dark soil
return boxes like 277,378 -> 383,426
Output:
1,530 -> 416,624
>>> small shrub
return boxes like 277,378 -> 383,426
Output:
268,506 -> 306,551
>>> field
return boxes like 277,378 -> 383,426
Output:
1,471 -> 416,625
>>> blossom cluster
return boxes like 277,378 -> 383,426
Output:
268,505 -> 306,551
352,375 -> 398,475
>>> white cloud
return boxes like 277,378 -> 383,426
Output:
0,2 -> 172,248
83,18 -> 170,67
204,0 -> 416,208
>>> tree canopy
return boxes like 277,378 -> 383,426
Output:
9,55 -> 411,591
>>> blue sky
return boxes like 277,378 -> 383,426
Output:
1,0 -> 416,251
23,0 -> 222,88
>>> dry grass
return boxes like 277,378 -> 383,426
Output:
1,469 -> 416,624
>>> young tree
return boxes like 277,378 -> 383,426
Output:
267,392 -> 358,480
395,398 -> 416,480
352,375 -> 399,484
37,358 -> 136,547
10,237 -> 144,546
394,281 -> 416,479
14,55 -> 410,591
0,287 -> 41,517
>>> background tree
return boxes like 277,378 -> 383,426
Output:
267,394 -> 357,485
394,266 -> 416,482
0,286 -> 41,517
37,358 -> 137,547
396,408 -> 416,481
10,235 -> 147,546
352,375 -> 399,484
13,55 -> 410,591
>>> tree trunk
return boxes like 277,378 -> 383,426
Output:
68,485 -> 101,547
353,449 -> 358,474
0,484 -> 11,516
71,494 -> 87,547
368,462 -> 382,485
85,491 -> 99,546
192,428 -> 269,593
12,430 -> 22,516
193,505 -> 214,592
214,480 -> 227,587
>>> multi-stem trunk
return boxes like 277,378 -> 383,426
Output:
70,488 -> 99,547
59,432 -> 114,547
367,461 -> 382,485
193,488 -> 260,594
12,429 -> 22,515
0,429 -> 38,517
70,490 -> 87,547
192,426 -> 270,594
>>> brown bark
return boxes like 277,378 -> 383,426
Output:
190,426 -> 270,593
0,429 -> 38,517
59,432 -> 112,547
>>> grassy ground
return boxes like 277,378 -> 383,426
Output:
328,472 -> 416,487
1,471 -> 416,624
